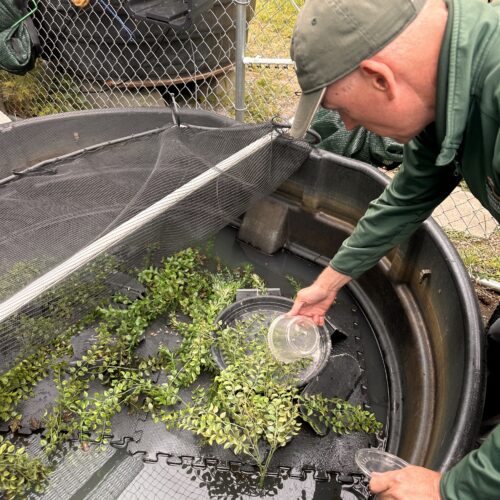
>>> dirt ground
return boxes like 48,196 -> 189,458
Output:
475,283 -> 499,327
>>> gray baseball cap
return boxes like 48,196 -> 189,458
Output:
289,0 -> 427,139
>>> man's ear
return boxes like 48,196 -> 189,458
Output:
359,60 -> 396,100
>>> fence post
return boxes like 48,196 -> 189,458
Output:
234,0 -> 249,122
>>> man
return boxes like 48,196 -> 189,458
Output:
288,0 -> 500,498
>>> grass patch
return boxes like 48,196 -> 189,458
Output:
247,0 -> 304,59
446,229 -> 500,281
0,60 -> 90,118
245,67 -> 296,122
243,0 -> 303,122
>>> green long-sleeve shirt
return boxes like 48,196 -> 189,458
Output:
331,0 -> 500,280
329,0 -> 500,497
441,425 -> 500,499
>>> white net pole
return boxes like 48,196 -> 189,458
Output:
0,130 -> 278,323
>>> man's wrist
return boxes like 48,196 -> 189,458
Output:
315,265 -> 352,293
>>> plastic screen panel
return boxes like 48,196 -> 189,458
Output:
0,122 -> 311,369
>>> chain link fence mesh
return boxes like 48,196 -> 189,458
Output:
0,0 -> 498,242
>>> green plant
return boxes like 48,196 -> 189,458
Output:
0,260 -> 45,302
0,338 -> 72,423
0,248 -> 382,495
40,248 -> 214,454
160,316 -> 381,480
161,341 -> 304,478
286,274 -> 303,296
300,394 -> 383,436
0,254 -> 119,363
0,436 -> 50,499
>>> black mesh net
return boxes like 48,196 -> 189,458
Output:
0,121 -> 311,368
0,117 -> 382,499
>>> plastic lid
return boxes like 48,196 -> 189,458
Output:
213,295 -> 333,386
287,316 -> 320,355
268,314 -> 320,363
354,448 -> 409,478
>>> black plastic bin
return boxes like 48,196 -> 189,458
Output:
0,108 -> 486,493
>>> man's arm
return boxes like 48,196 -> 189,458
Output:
332,127 -> 460,279
290,127 -> 460,323
288,266 -> 351,326
367,425 -> 500,499
440,425 -> 500,499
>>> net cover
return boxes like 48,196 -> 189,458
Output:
0,121 -> 311,369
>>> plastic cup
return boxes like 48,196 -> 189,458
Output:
355,448 -> 409,478
267,314 -> 320,363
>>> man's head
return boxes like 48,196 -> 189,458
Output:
290,0 -> 448,143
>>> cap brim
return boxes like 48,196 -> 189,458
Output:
289,88 -> 326,139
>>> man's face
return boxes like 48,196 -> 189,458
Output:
321,70 -> 434,144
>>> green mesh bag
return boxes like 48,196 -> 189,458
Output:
0,0 -> 38,75
311,108 -> 403,168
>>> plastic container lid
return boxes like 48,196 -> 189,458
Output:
212,295 -> 333,386
268,314 -> 320,363
355,448 -> 409,478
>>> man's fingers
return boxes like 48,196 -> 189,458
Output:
288,300 -> 305,316
368,466 -> 441,500
313,314 -> 323,326
369,472 -> 393,494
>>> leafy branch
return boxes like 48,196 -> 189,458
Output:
0,247 -> 383,496
0,436 -> 50,499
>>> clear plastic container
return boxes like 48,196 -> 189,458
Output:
355,448 -> 409,478
267,314 -> 320,363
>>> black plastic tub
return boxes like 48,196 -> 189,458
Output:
0,108 -> 485,494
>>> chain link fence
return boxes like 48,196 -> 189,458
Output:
0,0 -> 498,243
0,0 -> 302,121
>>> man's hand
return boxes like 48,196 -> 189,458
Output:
369,466 -> 442,500
288,266 -> 351,326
